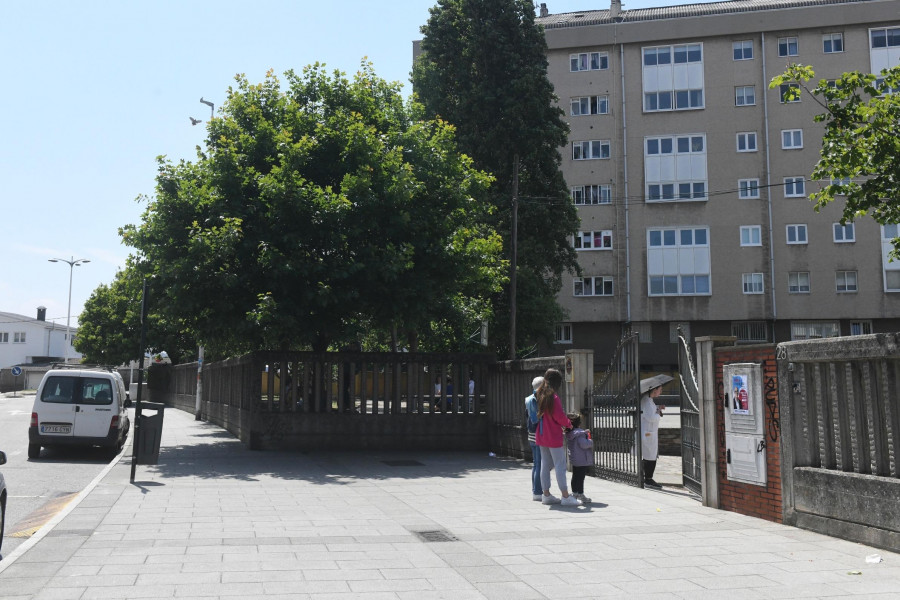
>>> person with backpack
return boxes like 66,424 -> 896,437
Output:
535,368 -> 581,506
524,376 -> 544,501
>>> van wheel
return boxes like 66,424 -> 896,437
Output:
28,443 -> 41,459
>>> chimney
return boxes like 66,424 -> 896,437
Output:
610,0 -> 621,19
37,306 -> 46,321
540,3 -> 549,17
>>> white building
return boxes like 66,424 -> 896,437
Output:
0,307 -> 82,367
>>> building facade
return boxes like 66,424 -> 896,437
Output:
536,0 -> 900,368
0,308 -> 82,368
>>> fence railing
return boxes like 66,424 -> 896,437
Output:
782,335 -> 900,478
778,333 -> 900,552
153,351 -> 568,453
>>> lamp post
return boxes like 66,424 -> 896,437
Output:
48,256 -> 90,363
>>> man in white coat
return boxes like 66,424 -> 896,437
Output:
639,374 -> 672,488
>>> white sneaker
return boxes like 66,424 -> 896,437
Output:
532,494 -> 543,501
574,493 -> 592,503
561,495 -> 582,507
541,494 -> 561,505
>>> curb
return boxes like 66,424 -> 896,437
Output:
0,437 -> 132,574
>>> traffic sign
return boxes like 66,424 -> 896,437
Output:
11,366 -> 22,376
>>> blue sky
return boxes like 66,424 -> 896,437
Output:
1,0 -> 715,329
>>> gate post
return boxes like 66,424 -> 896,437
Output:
564,349 -> 594,417
695,336 -> 736,508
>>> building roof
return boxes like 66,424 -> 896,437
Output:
536,0 -> 878,28
0,311 -> 72,331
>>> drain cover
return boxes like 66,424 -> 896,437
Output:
414,529 -> 458,543
382,459 -> 424,467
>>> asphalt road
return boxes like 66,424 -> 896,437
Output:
0,392 -> 125,559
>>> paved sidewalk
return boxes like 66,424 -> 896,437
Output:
1,409 -> 898,599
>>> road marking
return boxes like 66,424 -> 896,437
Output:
7,492 -> 79,538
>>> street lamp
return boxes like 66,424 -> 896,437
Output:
48,256 -> 90,363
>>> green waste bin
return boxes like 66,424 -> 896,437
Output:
135,402 -> 165,465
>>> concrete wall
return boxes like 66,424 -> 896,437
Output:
778,333 -> 900,552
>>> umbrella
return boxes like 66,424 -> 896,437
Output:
640,374 -> 673,394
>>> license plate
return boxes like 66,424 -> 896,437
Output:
41,424 -> 72,434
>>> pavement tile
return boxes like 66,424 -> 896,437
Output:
31,589 -> 88,600
4,406 -> 900,600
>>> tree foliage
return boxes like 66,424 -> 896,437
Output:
116,63 -> 503,357
413,0 -> 579,357
771,64 -> 900,256
75,261 -> 196,365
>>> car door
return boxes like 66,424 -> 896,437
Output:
35,374 -> 78,439
72,377 -> 116,438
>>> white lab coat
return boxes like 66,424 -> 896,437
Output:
640,393 -> 661,461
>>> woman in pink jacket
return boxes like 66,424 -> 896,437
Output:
535,368 -> 581,506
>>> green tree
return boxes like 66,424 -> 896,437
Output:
770,64 -> 900,256
413,0 -> 580,357
119,63 -> 503,357
75,262 -> 196,365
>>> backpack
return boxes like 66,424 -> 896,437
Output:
525,393 -> 539,434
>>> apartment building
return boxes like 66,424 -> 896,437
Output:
536,0 -> 900,367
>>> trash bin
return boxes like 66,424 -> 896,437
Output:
135,402 -> 165,465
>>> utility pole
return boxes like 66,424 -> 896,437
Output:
509,154 -> 519,360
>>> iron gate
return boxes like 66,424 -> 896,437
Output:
590,332 -> 642,487
676,326 -> 702,496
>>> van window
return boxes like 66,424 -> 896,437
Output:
40,376 -> 76,403
40,376 -> 114,405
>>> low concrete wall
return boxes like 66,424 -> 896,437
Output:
247,412 -> 490,451
779,333 -> 900,552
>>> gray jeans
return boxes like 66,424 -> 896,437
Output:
539,445 -> 568,495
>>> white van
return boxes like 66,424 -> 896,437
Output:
29,367 -> 131,459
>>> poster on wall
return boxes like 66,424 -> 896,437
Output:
731,374 -> 750,415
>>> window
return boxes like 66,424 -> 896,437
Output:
735,85 -> 756,106
574,230 -> 613,250
642,43 -> 704,112
739,179 -> 760,199
647,227 -> 711,296
736,132 -> 757,152
791,321 -> 839,340
630,322 -> 652,342
833,222 -> 855,242
850,320 -> 873,335
740,225 -> 761,246
572,184 -> 611,205
555,323 -> 573,343
573,140 -> 610,160
571,95 -> 609,116
881,225 -> 900,291
742,273 -> 764,294
732,321 -> 768,343
644,134 -> 707,202
0,332 -> 7,343
789,271 -> 810,293
870,27 -> 900,49
571,51 -> 609,71
13,332 -> 26,343
780,83 -> 800,103
733,40 -> 753,60
786,224 -> 808,244
573,276 -> 614,296
781,129 -> 803,149
669,322 -> 691,343
836,270 -> 858,292
778,36 -> 799,57
784,177 -> 805,197
823,33 -> 844,53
